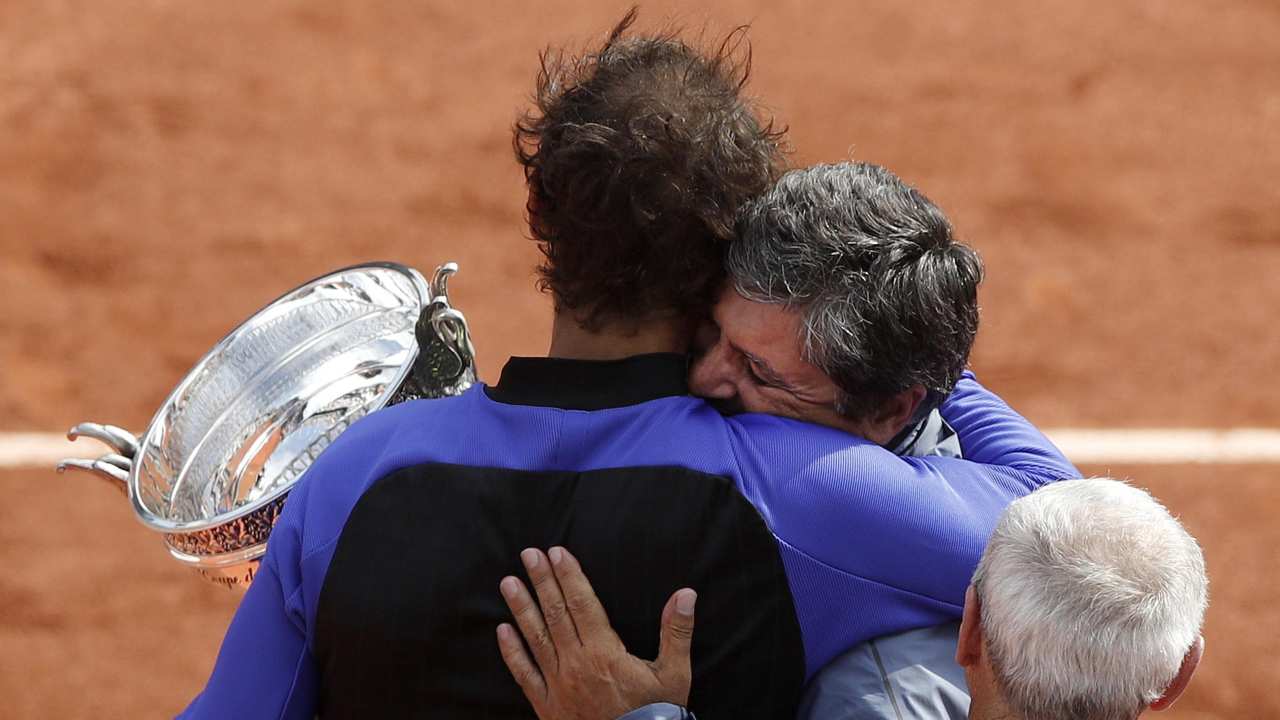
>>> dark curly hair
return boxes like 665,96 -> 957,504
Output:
514,9 -> 786,330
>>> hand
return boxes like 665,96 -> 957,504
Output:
496,546 -> 697,720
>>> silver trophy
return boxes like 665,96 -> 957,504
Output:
58,261 -> 476,589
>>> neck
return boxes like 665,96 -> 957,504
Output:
546,311 -> 690,360
967,686 -> 1019,720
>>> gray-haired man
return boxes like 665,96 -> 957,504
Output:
696,161 -> 989,716
693,162 -> 995,716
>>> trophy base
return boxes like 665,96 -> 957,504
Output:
166,541 -> 267,591
193,561 -> 262,590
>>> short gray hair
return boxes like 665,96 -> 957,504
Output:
727,162 -> 982,420
972,478 -> 1209,720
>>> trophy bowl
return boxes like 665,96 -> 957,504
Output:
60,261 -> 477,589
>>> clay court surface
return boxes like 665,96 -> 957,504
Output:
1,1 -> 1276,717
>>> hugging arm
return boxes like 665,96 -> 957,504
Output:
939,370 -> 1079,485
732,373 -> 1077,675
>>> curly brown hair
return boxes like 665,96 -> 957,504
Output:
514,9 -> 786,330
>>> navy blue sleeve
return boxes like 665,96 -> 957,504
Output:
941,370 -> 1079,483
728,373 -> 1078,678
176,401 -> 410,719
176,510 -> 318,719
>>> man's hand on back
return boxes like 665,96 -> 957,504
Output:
496,546 -> 697,720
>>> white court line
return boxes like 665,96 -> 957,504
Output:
0,433 -> 93,468
1045,429 -> 1280,465
5,429 -> 1280,469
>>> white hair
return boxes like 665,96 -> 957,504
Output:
972,478 -> 1208,720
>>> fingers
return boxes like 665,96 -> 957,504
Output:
522,547 -> 580,649
501,574 -> 558,674
655,588 -> 696,701
547,546 -> 617,647
496,623 -> 547,706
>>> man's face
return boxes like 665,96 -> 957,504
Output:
690,286 -> 867,436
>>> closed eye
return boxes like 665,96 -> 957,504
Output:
745,359 -> 778,389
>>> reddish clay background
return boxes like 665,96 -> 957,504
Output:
1,1 -> 1276,717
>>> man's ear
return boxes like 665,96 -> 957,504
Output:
956,584 -> 983,668
1150,636 -> 1203,711
872,384 -> 928,440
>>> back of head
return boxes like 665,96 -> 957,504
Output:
972,478 -> 1209,720
515,9 -> 784,330
728,162 -> 982,420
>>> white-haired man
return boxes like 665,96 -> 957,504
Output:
495,477 -> 1208,720
956,477 -> 1207,720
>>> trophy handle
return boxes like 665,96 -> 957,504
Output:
55,457 -> 129,493
390,262 -> 478,404
430,307 -> 476,365
430,262 -> 458,299
68,422 -> 140,457
57,423 -> 140,494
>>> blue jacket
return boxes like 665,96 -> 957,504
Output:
180,363 -> 1075,719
